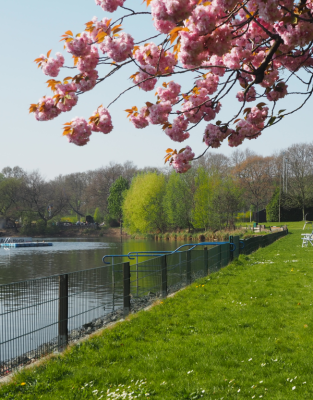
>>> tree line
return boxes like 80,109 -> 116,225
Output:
1,143 -> 313,234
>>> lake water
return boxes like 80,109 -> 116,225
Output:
0,237 -> 182,285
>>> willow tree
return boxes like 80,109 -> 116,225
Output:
123,173 -> 166,233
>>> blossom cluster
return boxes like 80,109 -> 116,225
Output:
63,106 -> 113,147
38,53 -> 64,77
66,117 -> 92,146
31,0 -> 313,171
170,146 -> 195,173
95,0 -> 125,13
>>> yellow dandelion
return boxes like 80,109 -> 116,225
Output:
21,382 -> 26,386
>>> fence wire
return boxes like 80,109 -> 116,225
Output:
0,230 -> 287,377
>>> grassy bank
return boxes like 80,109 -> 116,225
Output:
1,224 -> 312,399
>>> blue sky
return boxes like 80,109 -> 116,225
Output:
1,0 -> 312,179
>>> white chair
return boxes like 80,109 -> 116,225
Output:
302,231 -> 313,247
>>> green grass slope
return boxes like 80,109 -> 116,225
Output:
1,225 -> 312,399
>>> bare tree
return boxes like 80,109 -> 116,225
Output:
57,172 -> 89,218
21,171 -> 67,226
283,144 -> 313,220
194,152 -> 230,177
233,155 -> 276,218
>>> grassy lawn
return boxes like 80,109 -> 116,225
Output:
1,223 -> 313,399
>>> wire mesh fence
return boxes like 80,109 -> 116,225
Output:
0,229 -> 287,377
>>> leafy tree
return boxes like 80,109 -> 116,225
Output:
266,188 -> 280,222
211,178 -> 244,229
123,173 -> 167,234
192,168 -> 213,231
93,207 -> 102,224
30,1 -> 313,173
108,176 -> 129,234
163,172 -> 194,231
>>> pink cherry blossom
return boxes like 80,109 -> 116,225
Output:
76,70 -> 99,92
165,115 -> 189,142
195,73 -> 219,95
205,55 -> 226,77
236,119 -> 261,139
130,107 -> 149,129
39,52 -> 64,77
155,81 -> 181,104
77,46 -> 99,73
65,32 -> 92,57
133,65 -> 158,92
178,30 -> 207,67
266,82 -> 288,101
32,97 -> 61,121
228,131 -> 245,147
203,124 -> 230,148
95,0 -> 125,12
88,17 -> 112,41
246,106 -> 268,127
146,101 -> 172,125
88,105 -> 113,134
133,43 -> 177,74
186,5 -> 217,35
100,32 -> 134,62
171,145 -> 195,173
66,117 -> 92,146
236,86 -> 256,102
55,82 -> 78,112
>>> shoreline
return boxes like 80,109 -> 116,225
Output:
0,227 -> 128,239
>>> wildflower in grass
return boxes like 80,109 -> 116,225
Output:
21,383 -> 26,386
187,370 -> 194,374
248,358 -> 252,361
292,386 -> 296,390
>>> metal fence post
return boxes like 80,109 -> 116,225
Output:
219,244 -> 222,269
136,254 -> 139,297
123,262 -> 131,317
161,255 -> 167,298
229,235 -> 233,262
204,247 -> 208,276
58,274 -> 68,351
186,251 -> 191,285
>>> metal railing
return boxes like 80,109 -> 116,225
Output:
0,230 -> 288,377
